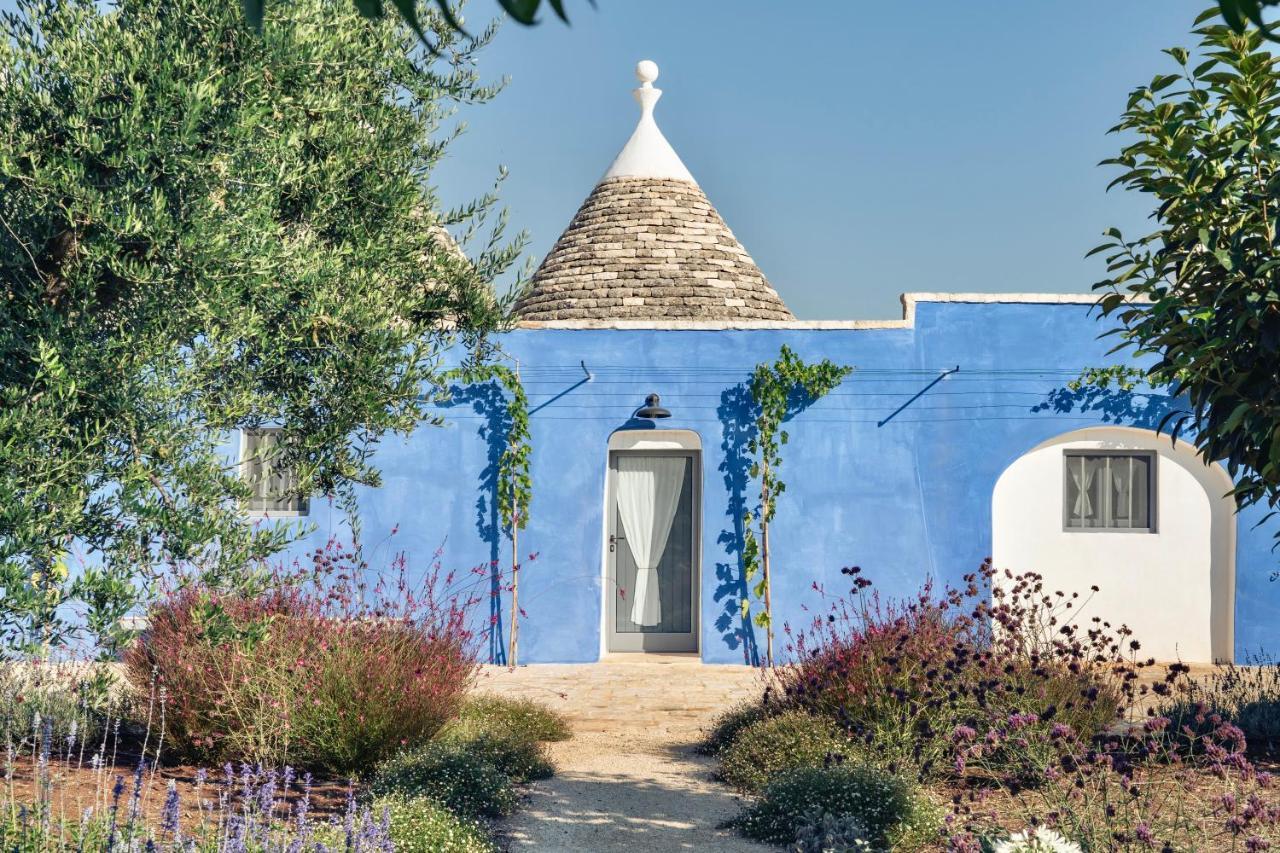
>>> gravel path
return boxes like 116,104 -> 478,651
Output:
479,656 -> 774,852
500,731 -> 770,852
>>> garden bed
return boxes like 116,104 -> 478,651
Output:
5,752 -> 355,833
702,564 -> 1280,851
2,544 -> 571,851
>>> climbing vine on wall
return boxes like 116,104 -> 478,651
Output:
742,345 -> 852,666
446,361 -> 532,664
1067,366 -> 1148,393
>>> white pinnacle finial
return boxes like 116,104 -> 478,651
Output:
601,58 -> 695,183
636,59 -> 659,87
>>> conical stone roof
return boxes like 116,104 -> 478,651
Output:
516,61 -> 793,323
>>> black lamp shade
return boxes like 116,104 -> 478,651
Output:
635,393 -> 671,419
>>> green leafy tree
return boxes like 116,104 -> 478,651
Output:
742,346 -> 851,667
0,0 -> 523,654
245,0 -> 578,50
1092,10 -> 1280,557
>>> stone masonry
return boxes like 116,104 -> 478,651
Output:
515,177 -> 794,322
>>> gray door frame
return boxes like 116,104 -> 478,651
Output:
605,449 -> 701,653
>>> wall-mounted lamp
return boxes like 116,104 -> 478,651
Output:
634,393 -> 671,419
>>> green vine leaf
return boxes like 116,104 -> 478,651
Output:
739,345 -> 852,665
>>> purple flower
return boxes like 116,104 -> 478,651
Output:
127,760 -> 145,824
161,780 -> 181,838
1143,716 -> 1171,734
1050,722 -> 1075,740
257,769 -> 278,818
1007,712 -> 1039,730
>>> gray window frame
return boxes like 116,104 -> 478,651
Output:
240,428 -> 309,517
1062,449 -> 1156,533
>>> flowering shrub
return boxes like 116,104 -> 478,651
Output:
436,732 -> 553,783
732,765 -> 918,847
439,695 -> 571,746
371,794 -> 496,853
946,707 -> 1280,851
2,758 -> 394,852
1160,655 -> 1280,760
707,563 -> 1280,849
771,563 -> 1128,781
0,660 -> 112,753
366,741 -> 518,819
699,700 -> 771,756
718,710 -> 856,794
124,540 -> 484,773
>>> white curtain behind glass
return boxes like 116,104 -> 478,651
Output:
1068,456 -> 1098,522
616,456 -> 687,626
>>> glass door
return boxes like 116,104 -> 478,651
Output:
606,450 -> 699,652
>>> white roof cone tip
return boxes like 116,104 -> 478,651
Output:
601,60 -> 697,183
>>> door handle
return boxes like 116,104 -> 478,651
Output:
609,534 -> 624,552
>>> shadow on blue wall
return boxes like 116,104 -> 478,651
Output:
715,379 -> 843,666
439,383 -> 511,665
715,384 -> 760,665
1031,384 -> 1185,430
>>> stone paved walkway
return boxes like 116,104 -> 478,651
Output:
475,654 -> 774,852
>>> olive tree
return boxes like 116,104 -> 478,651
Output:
0,0 -> 522,652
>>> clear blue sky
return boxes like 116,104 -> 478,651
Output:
2,0 -> 1210,319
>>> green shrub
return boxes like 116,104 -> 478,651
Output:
0,663 -> 112,750
442,694 -> 571,744
372,796 -> 497,853
1236,697 -> 1280,756
698,699 -> 769,755
719,710 -> 857,793
440,732 -> 553,783
886,789 -> 943,851
433,695 -> 563,782
367,741 -> 517,819
733,765 -> 916,847
1159,657 -> 1280,759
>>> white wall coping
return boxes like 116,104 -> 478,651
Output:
515,292 -> 1109,331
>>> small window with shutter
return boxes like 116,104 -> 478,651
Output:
241,428 -> 308,516
1063,450 -> 1155,532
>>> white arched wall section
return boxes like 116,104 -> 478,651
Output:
992,427 -> 1235,663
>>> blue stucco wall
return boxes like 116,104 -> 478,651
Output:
280,299 -> 1280,664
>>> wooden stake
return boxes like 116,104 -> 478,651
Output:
761,460 -> 773,668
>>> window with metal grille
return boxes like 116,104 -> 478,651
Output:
1063,451 -> 1154,532
241,428 -> 308,516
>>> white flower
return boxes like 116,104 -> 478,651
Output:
993,826 -> 1084,853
